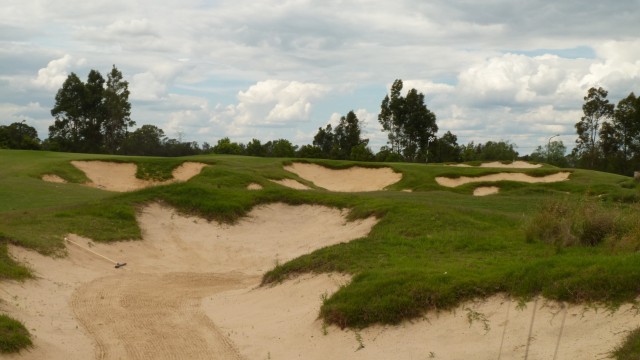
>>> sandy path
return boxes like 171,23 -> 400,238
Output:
72,273 -> 252,360
284,163 -> 402,192
70,161 -> 207,192
436,172 -> 570,187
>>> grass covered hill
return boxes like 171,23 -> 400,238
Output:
2,149 -> 640,355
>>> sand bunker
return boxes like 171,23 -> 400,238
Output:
2,203 -> 376,360
284,163 -> 402,192
70,161 -> 207,192
474,186 -> 500,196
269,178 -> 311,190
246,183 -> 263,190
436,172 -> 570,187
207,282 -> 640,360
448,161 -> 542,169
41,174 -> 67,183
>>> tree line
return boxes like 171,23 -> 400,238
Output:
3,66 -> 639,175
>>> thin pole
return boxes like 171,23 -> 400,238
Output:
497,296 -> 512,360
552,303 -> 568,360
65,237 -> 118,265
524,297 -> 539,360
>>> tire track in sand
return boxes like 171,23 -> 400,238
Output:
71,272 -> 257,360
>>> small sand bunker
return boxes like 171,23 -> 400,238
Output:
436,172 -> 570,187
2,203 -> 376,360
41,174 -> 67,183
448,161 -> 542,169
269,178 -> 311,190
480,161 -> 542,169
284,163 -> 402,192
474,186 -> 500,196
70,161 -> 207,192
247,183 -> 263,190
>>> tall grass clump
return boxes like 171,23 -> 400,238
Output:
0,315 -> 32,353
526,198 -> 640,249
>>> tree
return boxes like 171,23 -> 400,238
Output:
48,66 -> 133,153
529,140 -> 568,167
575,87 -> 614,168
212,137 -> 244,155
312,124 -> 334,158
378,79 -> 438,161
334,111 -> 369,160
378,79 -> 404,154
0,121 -> 41,150
270,139 -> 296,158
120,124 -> 166,156
460,140 -> 518,162
245,138 -> 265,157
613,92 -> 640,163
103,66 -> 134,154
430,131 -> 460,163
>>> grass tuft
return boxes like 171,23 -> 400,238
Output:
0,314 -> 32,353
612,328 -> 640,360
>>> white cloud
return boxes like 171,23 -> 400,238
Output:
31,54 -> 85,90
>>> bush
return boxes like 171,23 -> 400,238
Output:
526,199 -> 621,247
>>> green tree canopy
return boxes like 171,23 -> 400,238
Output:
378,79 -> 438,161
0,121 -> 41,150
48,65 -> 134,154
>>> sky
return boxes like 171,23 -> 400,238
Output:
2,0 -> 640,154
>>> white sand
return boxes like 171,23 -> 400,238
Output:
41,174 -> 67,183
284,163 -> 402,192
70,161 -> 207,192
436,172 -> 571,187
1,203 -> 376,360
269,178 -> 311,190
474,186 -> 500,196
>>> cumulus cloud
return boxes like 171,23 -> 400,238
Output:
232,80 -> 329,126
31,54 -> 86,90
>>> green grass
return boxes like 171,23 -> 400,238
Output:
0,314 -> 32,353
2,150 -> 640,355
613,328 -> 640,360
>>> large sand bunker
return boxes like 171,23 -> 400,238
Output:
1,203 -> 376,360
436,172 -> 570,187
284,163 -> 402,192
69,161 -> 207,192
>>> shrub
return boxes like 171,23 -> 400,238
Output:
526,198 -> 621,247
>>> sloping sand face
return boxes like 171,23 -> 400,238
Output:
207,283 -> 640,360
284,163 -> 402,192
436,172 -> 571,187
2,203 -> 377,360
70,161 -> 207,192
269,178 -> 310,190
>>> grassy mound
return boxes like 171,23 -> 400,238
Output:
2,149 -> 640,355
